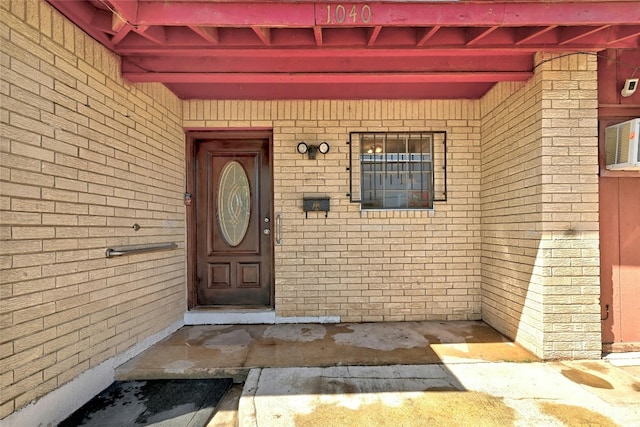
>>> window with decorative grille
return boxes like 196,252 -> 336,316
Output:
348,131 -> 446,210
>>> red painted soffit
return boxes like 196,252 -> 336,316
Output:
46,1 -> 640,100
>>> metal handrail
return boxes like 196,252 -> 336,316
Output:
105,242 -> 178,258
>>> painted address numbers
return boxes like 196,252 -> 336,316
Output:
325,4 -> 372,25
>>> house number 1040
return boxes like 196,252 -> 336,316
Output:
326,4 -> 372,24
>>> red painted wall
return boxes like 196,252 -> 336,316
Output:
598,49 -> 640,348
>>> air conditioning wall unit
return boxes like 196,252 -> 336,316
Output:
605,118 -> 640,171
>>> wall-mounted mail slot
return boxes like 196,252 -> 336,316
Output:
303,197 -> 330,218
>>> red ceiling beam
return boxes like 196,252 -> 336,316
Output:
559,25 -> 610,45
417,26 -> 441,46
316,2 -> 640,27
116,47 -> 576,58
105,0 -> 138,23
190,26 -> 219,45
368,26 -> 382,46
112,2 -> 640,27
313,27 -> 323,46
89,9 -> 117,35
515,26 -> 557,45
47,0 -> 115,48
466,27 -> 500,46
606,26 -> 640,45
122,53 -> 534,73
252,27 -> 272,45
165,81 -> 496,100
133,25 -> 166,45
122,71 -> 533,84
111,24 -> 133,45
136,2 -> 315,26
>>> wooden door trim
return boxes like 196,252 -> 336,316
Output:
185,130 -> 274,309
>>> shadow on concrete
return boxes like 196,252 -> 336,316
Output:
58,379 -> 232,427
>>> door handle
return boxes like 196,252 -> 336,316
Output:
263,228 -> 271,235
275,213 -> 282,245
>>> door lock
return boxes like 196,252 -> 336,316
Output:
263,228 -> 271,235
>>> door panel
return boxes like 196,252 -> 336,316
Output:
618,178 -> 640,342
600,176 -> 640,344
195,138 -> 272,306
600,178 -> 619,343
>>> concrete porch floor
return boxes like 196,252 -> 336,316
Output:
115,321 -> 538,382
114,321 -> 640,427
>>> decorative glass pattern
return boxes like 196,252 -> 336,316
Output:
218,161 -> 251,246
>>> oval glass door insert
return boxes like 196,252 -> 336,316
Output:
218,161 -> 251,247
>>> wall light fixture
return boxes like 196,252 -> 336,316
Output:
297,141 -> 330,159
621,78 -> 638,97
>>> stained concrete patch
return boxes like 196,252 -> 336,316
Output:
59,379 -> 232,427
163,360 -> 196,374
294,391 -> 516,427
204,329 -> 253,353
182,325 -> 233,342
539,402 -> 618,427
333,323 -> 429,350
263,324 -> 326,342
560,368 -> 615,389
548,360 -> 640,416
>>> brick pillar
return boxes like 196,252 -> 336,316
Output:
536,53 -> 601,359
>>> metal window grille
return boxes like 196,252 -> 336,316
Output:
348,131 -> 447,209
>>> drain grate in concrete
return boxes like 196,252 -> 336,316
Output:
59,379 -> 233,427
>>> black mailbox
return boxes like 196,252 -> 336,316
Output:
303,197 -> 330,218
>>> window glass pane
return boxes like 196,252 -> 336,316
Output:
358,132 -> 435,210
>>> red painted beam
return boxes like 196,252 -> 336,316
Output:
47,0 -> 115,49
116,47 -> 560,58
417,26 -> 441,46
467,26 -> 500,45
111,24 -> 134,45
252,27 -> 271,45
136,2 -> 315,26
122,71 -> 532,84
313,27 -> 323,46
119,2 -> 640,27
368,26 -> 382,46
559,25 -> 610,45
606,26 -> 640,45
106,0 -> 138,23
316,2 -> 640,27
190,26 -> 219,45
164,81 -> 496,100
515,26 -> 557,45
89,9 -> 117,35
134,25 -> 166,45
122,53 -> 534,73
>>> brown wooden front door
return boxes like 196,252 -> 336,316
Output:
194,136 -> 272,307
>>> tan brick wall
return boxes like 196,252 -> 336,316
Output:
480,53 -> 600,359
1,1 -> 186,418
184,100 -> 483,323
1,0 -> 604,420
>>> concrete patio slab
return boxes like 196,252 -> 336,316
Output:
111,321 -> 640,427
240,363 -> 640,427
116,321 -> 538,383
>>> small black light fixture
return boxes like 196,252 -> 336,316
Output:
297,141 -> 330,159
